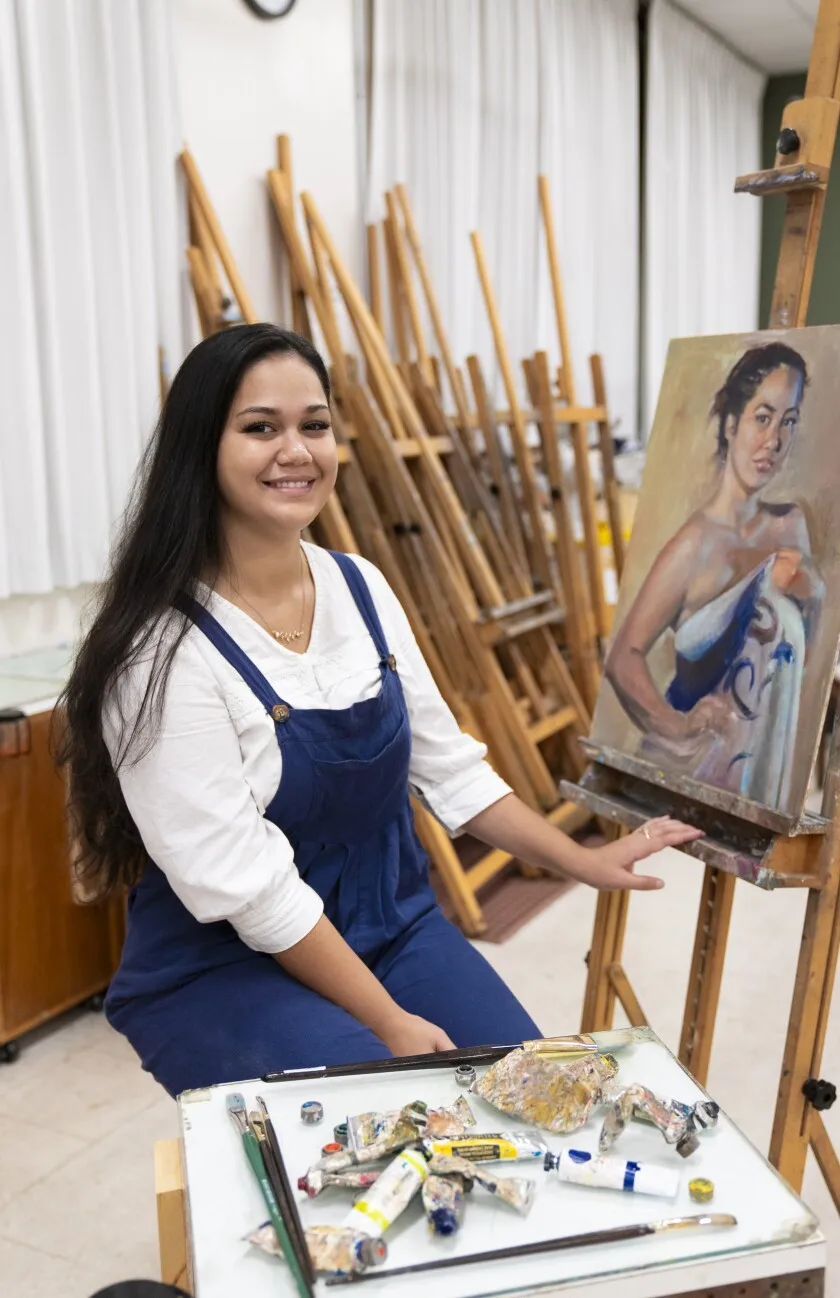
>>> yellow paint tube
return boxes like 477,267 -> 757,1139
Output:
424,1131 -> 549,1163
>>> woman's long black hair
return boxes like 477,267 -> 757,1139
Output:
56,325 -> 330,898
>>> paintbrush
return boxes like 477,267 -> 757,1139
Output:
225,1093 -> 313,1298
261,1031 -> 634,1084
251,1101 -> 316,1288
324,1212 -> 738,1285
522,1030 -> 635,1056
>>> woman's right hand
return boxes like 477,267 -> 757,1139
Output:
771,547 -> 802,592
379,1010 -> 455,1058
651,695 -> 733,756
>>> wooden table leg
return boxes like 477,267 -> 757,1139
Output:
155,1138 -> 192,1294
679,866 -> 736,1087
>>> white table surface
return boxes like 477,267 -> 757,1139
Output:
0,645 -> 73,714
178,1029 -> 824,1297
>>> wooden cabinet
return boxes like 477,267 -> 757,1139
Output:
0,708 -> 124,1057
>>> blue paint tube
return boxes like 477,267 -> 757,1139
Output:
544,1148 -> 679,1198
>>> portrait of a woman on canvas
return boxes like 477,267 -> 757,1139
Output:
605,342 -> 824,811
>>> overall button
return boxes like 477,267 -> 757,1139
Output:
386,655 -> 397,672
271,704 -> 291,723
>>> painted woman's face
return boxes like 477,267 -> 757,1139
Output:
724,365 -> 802,494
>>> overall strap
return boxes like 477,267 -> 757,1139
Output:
175,594 -> 286,717
329,552 -> 392,664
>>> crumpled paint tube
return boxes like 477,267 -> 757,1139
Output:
245,1222 -> 387,1274
471,1047 -> 619,1133
599,1084 -> 717,1159
424,1130 -> 548,1163
297,1167 -> 382,1199
427,1152 -> 536,1216
313,1097 -> 476,1173
422,1172 -> 467,1236
347,1096 -> 474,1155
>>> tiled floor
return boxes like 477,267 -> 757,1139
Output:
2,845 -> 839,1296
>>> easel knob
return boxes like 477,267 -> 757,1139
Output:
802,1077 -> 837,1111
777,127 -> 801,156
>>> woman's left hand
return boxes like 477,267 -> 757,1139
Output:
572,817 -> 704,892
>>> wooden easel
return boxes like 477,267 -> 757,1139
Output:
570,0 -> 840,1209
380,183 -> 619,714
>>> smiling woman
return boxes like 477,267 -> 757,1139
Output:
56,324 -> 700,1098
605,341 -> 824,810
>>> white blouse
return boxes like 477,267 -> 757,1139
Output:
103,545 -> 511,955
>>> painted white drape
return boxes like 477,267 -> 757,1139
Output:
643,0 -> 765,437
0,0 -> 185,598
366,0 -> 640,443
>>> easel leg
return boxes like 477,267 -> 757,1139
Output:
678,867 -> 735,1087
581,887 -> 629,1033
770,870 -> 840,1192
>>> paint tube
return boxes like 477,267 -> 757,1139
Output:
343,1147 -> 428,1238
599,1084 -> 714,1159
427,1151 -> 535,1215
545,1148 -> 680,1198
245,1222 -> 387,1274
471,1047 -> 619,1134
297,1167 -> 383,1199
347,1096 -> 475,1156
424,1130 -> 549,1163
422,1172 -> 467,1236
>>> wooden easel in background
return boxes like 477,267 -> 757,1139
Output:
570,0 -> 840,1209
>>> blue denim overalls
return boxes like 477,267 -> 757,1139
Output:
106,553 -> 539,1095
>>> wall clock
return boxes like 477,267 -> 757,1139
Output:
241,0 -> 298,18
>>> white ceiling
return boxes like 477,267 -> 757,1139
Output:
675,0 -> 818,75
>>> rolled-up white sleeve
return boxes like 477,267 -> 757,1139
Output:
102,637 -> 323,953
349,557 -> 513,833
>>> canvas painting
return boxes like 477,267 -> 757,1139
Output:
591,325 -> 840,820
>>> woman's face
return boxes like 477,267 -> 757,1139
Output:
216,353 -> 337,535
724,365 -> 802,494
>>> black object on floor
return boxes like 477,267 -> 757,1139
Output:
90,1284 -> 191,1298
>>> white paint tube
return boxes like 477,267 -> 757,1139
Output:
544,1149 -> 680,1198
343,1147 -> 428,1238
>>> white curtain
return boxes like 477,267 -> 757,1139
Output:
366,0 -> 640,444
0,0 -> 186,599
643,0 -> 765,437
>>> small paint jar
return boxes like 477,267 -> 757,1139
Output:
455,1064 -> 476,1087
321,1141 -> 343,1157
689,1177 -> 715,1203
334,1122 -> 349,1146
301,1100 -> 324,1125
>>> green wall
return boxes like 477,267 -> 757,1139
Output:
759,74 -> 840,327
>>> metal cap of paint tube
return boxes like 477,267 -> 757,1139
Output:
455,1064 -> 476,1087
689,1177 -> 715,1203
355,1237 -> 388,1268
301,1100 -> 324,1125
675,1126 -> 701,1158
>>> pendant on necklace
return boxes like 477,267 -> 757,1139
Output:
273,629 -> 303,643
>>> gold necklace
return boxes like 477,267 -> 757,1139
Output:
230,549 -> 309,645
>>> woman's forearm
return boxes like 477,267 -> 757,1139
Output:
273,915 -> 404,1040
606,645 -> 687,739
463,794 -> 592,882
